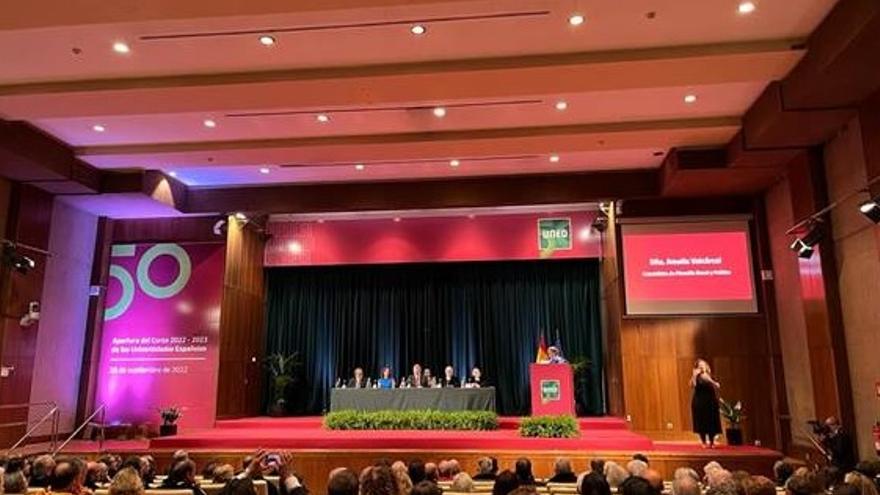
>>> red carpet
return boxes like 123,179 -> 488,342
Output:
150,416 -> 654,451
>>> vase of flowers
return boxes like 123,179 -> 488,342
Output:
719,399 -> 744,446
158,406 -> 182,436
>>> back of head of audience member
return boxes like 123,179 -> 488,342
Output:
621,476 -> 655,495
213,464 -> 236,484
424,463 -> 438,483
631,454 -> 649,466
361,465 -> 397,495
411,481 -> 442,495
643,469 -> 663,494
452,473 -> 475,493
603,462 -> 628,489
30,455 -> 55,487
514,459 -> 534,485
508,488 -> 538,495
328,468 -> 359,495
785,471 -> 823,495
554,458 -> 574,477
706,480 -> 739,495
4,468 -> 28,494
672,477 -> 701,495
408,460 -> 426,485
110,468 -> 145,495
745,476 -> 777,495
493,470 -> 521,495
167,460 -> 197,487
476,458 -> 495,479
590,459 -> 606,475
579,469 -> 611,495
833,486 -> 862,495
844,472 -> 880,495
51,457 -> 84,493
773,461 -> 794,488
674,468 -> 700,483
626,460 -> 648,479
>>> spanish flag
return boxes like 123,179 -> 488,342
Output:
535,332 -> 549,363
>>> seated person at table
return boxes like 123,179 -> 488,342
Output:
465,367 -> 486,388
377,367 -> 396,389
438,366 -> 460,388
405,363 -> 428,388
347,367 -> 369,388
424,368 -> 438,388
547,346 -> 568,364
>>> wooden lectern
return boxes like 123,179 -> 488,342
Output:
529,363 -> 575,416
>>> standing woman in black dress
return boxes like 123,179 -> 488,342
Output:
690,358 -> 722,448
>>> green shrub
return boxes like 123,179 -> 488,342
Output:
518,415 -> 579,438
324,410 -> 499,431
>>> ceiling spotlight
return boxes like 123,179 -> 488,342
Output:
259,167 -> 271,174
355,163 -> 365,171
259,35 -> 276,46
569,14 -> 585,26
555,100 -> 569,111
411,24 -> 427,35
316,114 -> 330,123
234,212 -> 248,221
684,94 -> 698,104
858,196 -> 880,223
2,241 -> 36,275
549,154 -> 561,163
92,124 -> 106,132
738,1 -> 756,14
789,238 -> 814,259
433,106 -> 447,118
450,159 -> 460,167
112,41 -> 131,54
789,221 -> 824,259
203,119 -> 217,128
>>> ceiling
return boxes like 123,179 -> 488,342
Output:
0,0 -> 842,216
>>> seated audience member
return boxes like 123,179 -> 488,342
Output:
474,458 -> 496,481
1,468 -> 5,495
407,460 -> 426,485
361,466 -> 397,495
672,477 -> 701,495
819,467 -> 845,491
4,467 -> 28,495
390,464 -> 413,495
29,455 -> 55,488
439,366 -> 460,388
161,460 -> 206,495
412,481 -> 442,495
212,464 -> 236,484
705,469 -> 734,490
423,464 -> 438,483
784,471 -> 823,495
141,457 -> 157,487
168,451 -> 190,474
406,364 -> 427,388
99,456 -> 121,479
240,455 -> 279,495
631,455 -> 649,466
745,476 -> 777,495
509,488 -> 538,495
834,486 -> 862,495
327,468 -> 359,495
347,368 -> 368,389
493,471 -> 521,495
85,462 -> 110,490
202,462 -> 220,480
447,460 -> 462,479
377,368 -> 396,389
844,473 -> 879,495
625,460 -> 648,479
465,368 -> 485,388
438,461 -> 452,481
578,466 -> 611,495
772,462 -> 794,488
514,459 -> 535,486
621,477 -> 654,495
732,471 -> 752,495
109,468 -> 145,495
51,457 -> 90,495
706,481 -> 739,495
548,459 -> 577,483
452,473 -> 475,493
703,462 -> 724,479
674,468 -> 700,483
120,457 -> 146,484
643,470 -> 663,495
602,462 -> 628,490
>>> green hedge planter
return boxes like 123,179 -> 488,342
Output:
324,410 -> 499,431
518,415 -> 580,438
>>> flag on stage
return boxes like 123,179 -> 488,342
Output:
535,332 -> 549,363
554,328 -> 564,358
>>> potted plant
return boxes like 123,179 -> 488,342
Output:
158,406 -> 182,436
569,356 -> 593,416
719,398 -> 744,446
264,352 -> 301,416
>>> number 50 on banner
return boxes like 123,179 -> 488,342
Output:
105,243 -> 192,321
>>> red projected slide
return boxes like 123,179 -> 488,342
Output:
621,221 -> 757,315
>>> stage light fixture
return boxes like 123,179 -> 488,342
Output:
2,241 -> 36,275
858,196 -> 880,223
433,106 -> 447,118
592,215 -> 609,233
789,221 -> 824,259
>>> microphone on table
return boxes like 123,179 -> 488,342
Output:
334,378 -> 342,388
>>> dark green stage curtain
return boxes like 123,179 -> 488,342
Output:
264,259 -> 605,416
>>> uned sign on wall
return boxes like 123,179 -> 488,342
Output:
538,218 -> 572,252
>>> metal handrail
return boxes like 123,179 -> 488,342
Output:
0,401 -> 57,410
4,405 -> 60,454
53,404 -> 105,456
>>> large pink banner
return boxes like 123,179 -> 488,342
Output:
95,242 -> 225,429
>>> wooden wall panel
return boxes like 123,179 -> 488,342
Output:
216,216 -> 266,418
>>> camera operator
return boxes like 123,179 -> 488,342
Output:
812,417 -> 856,472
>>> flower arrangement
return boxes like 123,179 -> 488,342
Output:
159,406 -> 182,425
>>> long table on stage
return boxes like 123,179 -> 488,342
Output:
329,387 -> 496,412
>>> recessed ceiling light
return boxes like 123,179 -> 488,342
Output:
433,106 -> 447,118
468,214 -> 476,220
569,14 -> 585,26
450,159 -> 460,167
203,119 -> 217,128
355,163 -> 365,171
317,219 -> 325,224
411,24 -> 427,35
259,35 -> 276,46
92,124 -> 106,132
259,167 -> 270,174
393,217 -> 402,223
549,154 -> 561,163
168,171 -> 177,177
555,100 -> 568,111
684,94 -> 698,104
316,114 -> 330,123
112,41 -> 130,54
738,2 -> 756,14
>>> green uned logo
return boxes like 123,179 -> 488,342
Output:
540,379 -> 561,402
538,218 -> 572,252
